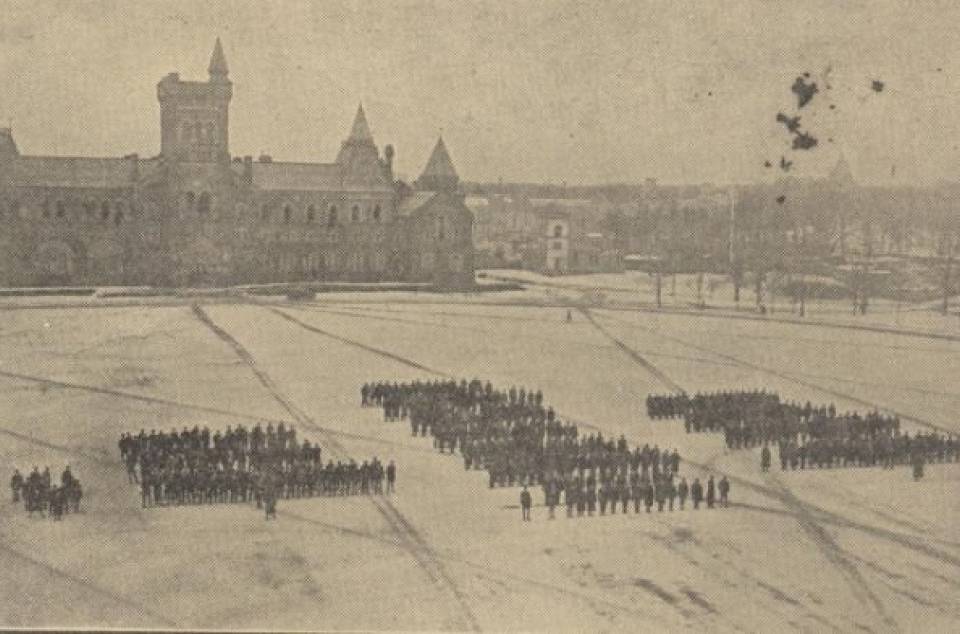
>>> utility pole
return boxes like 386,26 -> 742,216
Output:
729,189 -> 740,303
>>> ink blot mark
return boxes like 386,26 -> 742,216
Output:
776,112 -> 802,133
792,75 -> 819,108
792,131 -> 818,151
779,156 -> 792,172
871,79 -> 885,93
776,195 -> 786,205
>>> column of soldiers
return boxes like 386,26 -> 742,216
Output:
118,425 -> 395,508
362,379 -> 728,520
9,465 -> 83,520
647,390 -> 960,475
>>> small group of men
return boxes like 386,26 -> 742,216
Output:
9,465 -> 82,520
523,474 -> 730,521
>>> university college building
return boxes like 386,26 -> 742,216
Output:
0,40 -> 474,288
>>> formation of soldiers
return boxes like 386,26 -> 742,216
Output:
647,390 -> 960,474
362,379 -> 708,519
118,425 -> 395,509
9,465 -> 82,520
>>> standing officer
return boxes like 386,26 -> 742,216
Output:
520,486 -> 532,521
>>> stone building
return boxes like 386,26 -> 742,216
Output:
0,40 -> 474,289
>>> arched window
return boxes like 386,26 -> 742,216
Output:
283,204 -> 292,223
261,204 -> 271,222
101,201 -> 111,221
328,205 -> 338,227
306,205 -> 316,223
83,201 -> 95,220
198,192 -> 211,215
553,224 -> 563,238
351,205 -> 360,223
55,200 -> 66,219
373,205 -> 382,223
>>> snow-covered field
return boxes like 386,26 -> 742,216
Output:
1,292 -> 958,631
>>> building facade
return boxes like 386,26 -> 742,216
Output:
0,40 -> 474,289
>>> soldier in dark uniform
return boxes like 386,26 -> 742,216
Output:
677,477 -> 689,510
718,476 -> 730,507
598,480 -> 608,516
643,478 -> 654,513
10,469 -> 23,503
564,479 -> 577,518
520,486 -> 532,521
655,477 -> 667,512
706,475 -> 716,509
386,460 -> 396,494
691,478 -> 703,510
761,445 -> 771,472
665,476 -> 677,511
576,485 -> 586,517
585,483 -> 597,517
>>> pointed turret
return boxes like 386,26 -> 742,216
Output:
346,103 -> 374,144
208,37 -> 229,81
336,104 -> 384,185
0,127 -> 19,158
416,136 -> 459,192
830,153 -> 854,185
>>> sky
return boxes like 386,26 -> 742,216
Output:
1,0 -> 959,186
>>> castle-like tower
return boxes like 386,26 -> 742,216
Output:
0,40 -> 475,289
158,39 -> 232,164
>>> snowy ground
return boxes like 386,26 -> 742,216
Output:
0,290 -> 958,631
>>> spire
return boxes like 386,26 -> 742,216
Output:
346,103 -> 374,143
417,136 -> 459,192
208,37 -> 229,80
830,152 -> 854,185
0,127 -> 19,158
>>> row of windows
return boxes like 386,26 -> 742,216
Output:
259,202 -> 383,226
268,251 -> 463,274
4,199 -> 131,226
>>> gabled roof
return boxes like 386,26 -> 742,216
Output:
9,156 -> 145,189
235,160 -> 394,192
0,128 -> 19,157
397,191 -> 438,216
245,161 -> 341,190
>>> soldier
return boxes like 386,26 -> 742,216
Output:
643,479 -> 654,513
585,483 -> 597,517
10,469 -> 23,503
386,460 -> 396,493
761,444 -> 771,472
706,475 -> 716,509
718,476 -> 730,507
677,477 -> 689,510
544,479 -> 558,519
564,480 -> 577,518
520,486 -> 532,521
691,478 -> 703,510
264,484 -> 278,520
655,477 -> 667,512
665,476 -> 677,511
912,451 -> 925,481
598,480 -> 608,516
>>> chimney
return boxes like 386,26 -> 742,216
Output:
243,155 -> 254,185
125,153 -> 140,181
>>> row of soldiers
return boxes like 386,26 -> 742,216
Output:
522,473 -> 731,520
364,378 -> 682,494
764,430 -> 958,473
120,427 -> 395,508
9,465 -> 83,520
648,390 -> 959,471
119,423 -> 320,484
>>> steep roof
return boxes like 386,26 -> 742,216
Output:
420,136 -> 458,181
0,128 -> 19,157
396,191 -> 438,217
345,104 -> 374,144
238,161 -> 393,192
9,156 -> 144,189
208,38 -> 229,77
